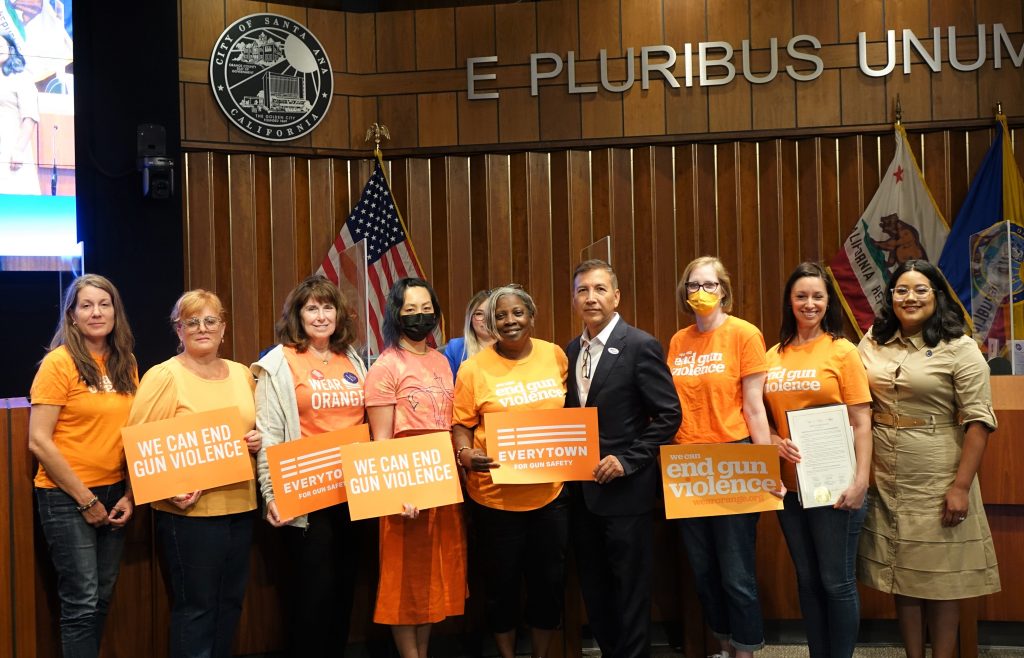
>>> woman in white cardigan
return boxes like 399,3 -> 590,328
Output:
252,275 -> 367,658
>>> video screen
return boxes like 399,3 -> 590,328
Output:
0,1 -> 77,271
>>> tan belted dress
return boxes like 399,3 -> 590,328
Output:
856,330 -> 1000,599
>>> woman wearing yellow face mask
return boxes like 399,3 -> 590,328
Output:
666,256 -> 772,658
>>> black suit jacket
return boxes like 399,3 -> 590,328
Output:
566,318 -> 682,516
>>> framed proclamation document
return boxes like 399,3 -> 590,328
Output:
785,404 -> 856,508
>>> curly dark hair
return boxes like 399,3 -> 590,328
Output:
382,278 -> 442,348
870,259 -> 966,347
777,262 -> 844,351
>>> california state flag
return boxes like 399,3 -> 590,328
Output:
828,125 -> 950,334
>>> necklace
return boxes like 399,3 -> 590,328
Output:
399,339 -> 428,355
309,345 -> 331,365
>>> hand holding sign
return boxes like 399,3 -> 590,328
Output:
121,407 -> 254,506
484,408 -> 599,485
338,432 -> 463,521
660,443 -> 783,518
170,491 -> 203,510
265,424 -> 370,521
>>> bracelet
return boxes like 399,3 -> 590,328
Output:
76,496 -> 99,513
455,446 -> 472,467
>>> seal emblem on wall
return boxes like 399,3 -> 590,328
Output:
209,14 -> 332,141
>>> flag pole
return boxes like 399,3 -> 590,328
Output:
894,94 -> 902,125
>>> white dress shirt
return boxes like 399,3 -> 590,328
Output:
576,312 -> 620,407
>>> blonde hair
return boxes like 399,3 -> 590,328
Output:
460,289 -> 492,360
170,289 -> 226,353
171,289 -> 226,324
676,256 -> 734,315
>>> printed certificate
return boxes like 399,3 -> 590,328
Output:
785,404 -> 856,508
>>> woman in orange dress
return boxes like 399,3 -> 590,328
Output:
364,277 -> 466,658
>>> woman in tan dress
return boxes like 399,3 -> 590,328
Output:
857,260 -> 999,658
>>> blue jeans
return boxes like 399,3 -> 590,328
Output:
35,482 -> 127,658
677,512 -> 763,652
155,510 -> 254,658
777,492 -> 867,658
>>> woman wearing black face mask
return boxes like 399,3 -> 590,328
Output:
364,278 -> 467,658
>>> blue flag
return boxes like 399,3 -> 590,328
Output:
938,116 -> 1024,315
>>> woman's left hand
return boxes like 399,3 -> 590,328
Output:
107,496 -> 134,528
834,481 -> 867,511
942,484 -> 970,527
770,481 -> 787,499
400,503 -> 420,520
244,430 -> 262,454
777,438 -> 801,464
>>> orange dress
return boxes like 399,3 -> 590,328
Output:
364,347 -> 467,625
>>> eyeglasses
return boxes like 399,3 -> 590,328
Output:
684,281 -> 720,294
581,344 -> 593,380
179,316 -> 223,331
891,286 -> 935,300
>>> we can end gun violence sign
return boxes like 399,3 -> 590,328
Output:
338,432 -> 463,521
660,443 -> 783,518
122,407 -> 254,505
485,407 -> 599,485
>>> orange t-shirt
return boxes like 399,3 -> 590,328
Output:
452,339 -> 568,512
764,333 -> 872,490
31,346 -> 137,488
668,315 -> 767,444
283,346 -> 365,436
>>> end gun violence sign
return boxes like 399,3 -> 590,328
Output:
338,432 -> 463,521
266,424 -> 370,520
660,443 -> 783,519
485,407 -> 599,485
122,407 -> 254,505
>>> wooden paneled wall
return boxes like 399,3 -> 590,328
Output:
183,125 -> 1024,362
178,0 -> 1024,154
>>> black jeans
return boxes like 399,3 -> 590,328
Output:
471,493 -> 569,633
281,505 -> 358,657
155,510 -> 254,658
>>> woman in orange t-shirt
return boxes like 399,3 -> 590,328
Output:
364,277 -> 466,658
452,285 -> 569,658
28,274 -> 138,658
763,262 -> 872,658
666,256 -> 771,658
252,274 -> 368,657
128,290 -> 262,658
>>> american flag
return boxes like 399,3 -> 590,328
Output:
317,159 -> 442,357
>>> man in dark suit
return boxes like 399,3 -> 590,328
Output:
566,259 -> 682,658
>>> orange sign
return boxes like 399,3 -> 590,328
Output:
485,407 -> 600,485
266,424 -> 370,520
122,407 -> 254,505
338,432 -> 463,521
660,443 -> 783,518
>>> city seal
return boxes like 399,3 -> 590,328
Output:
209,13 -> 333,142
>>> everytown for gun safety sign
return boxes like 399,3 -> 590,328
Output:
485,407 -> 599,485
